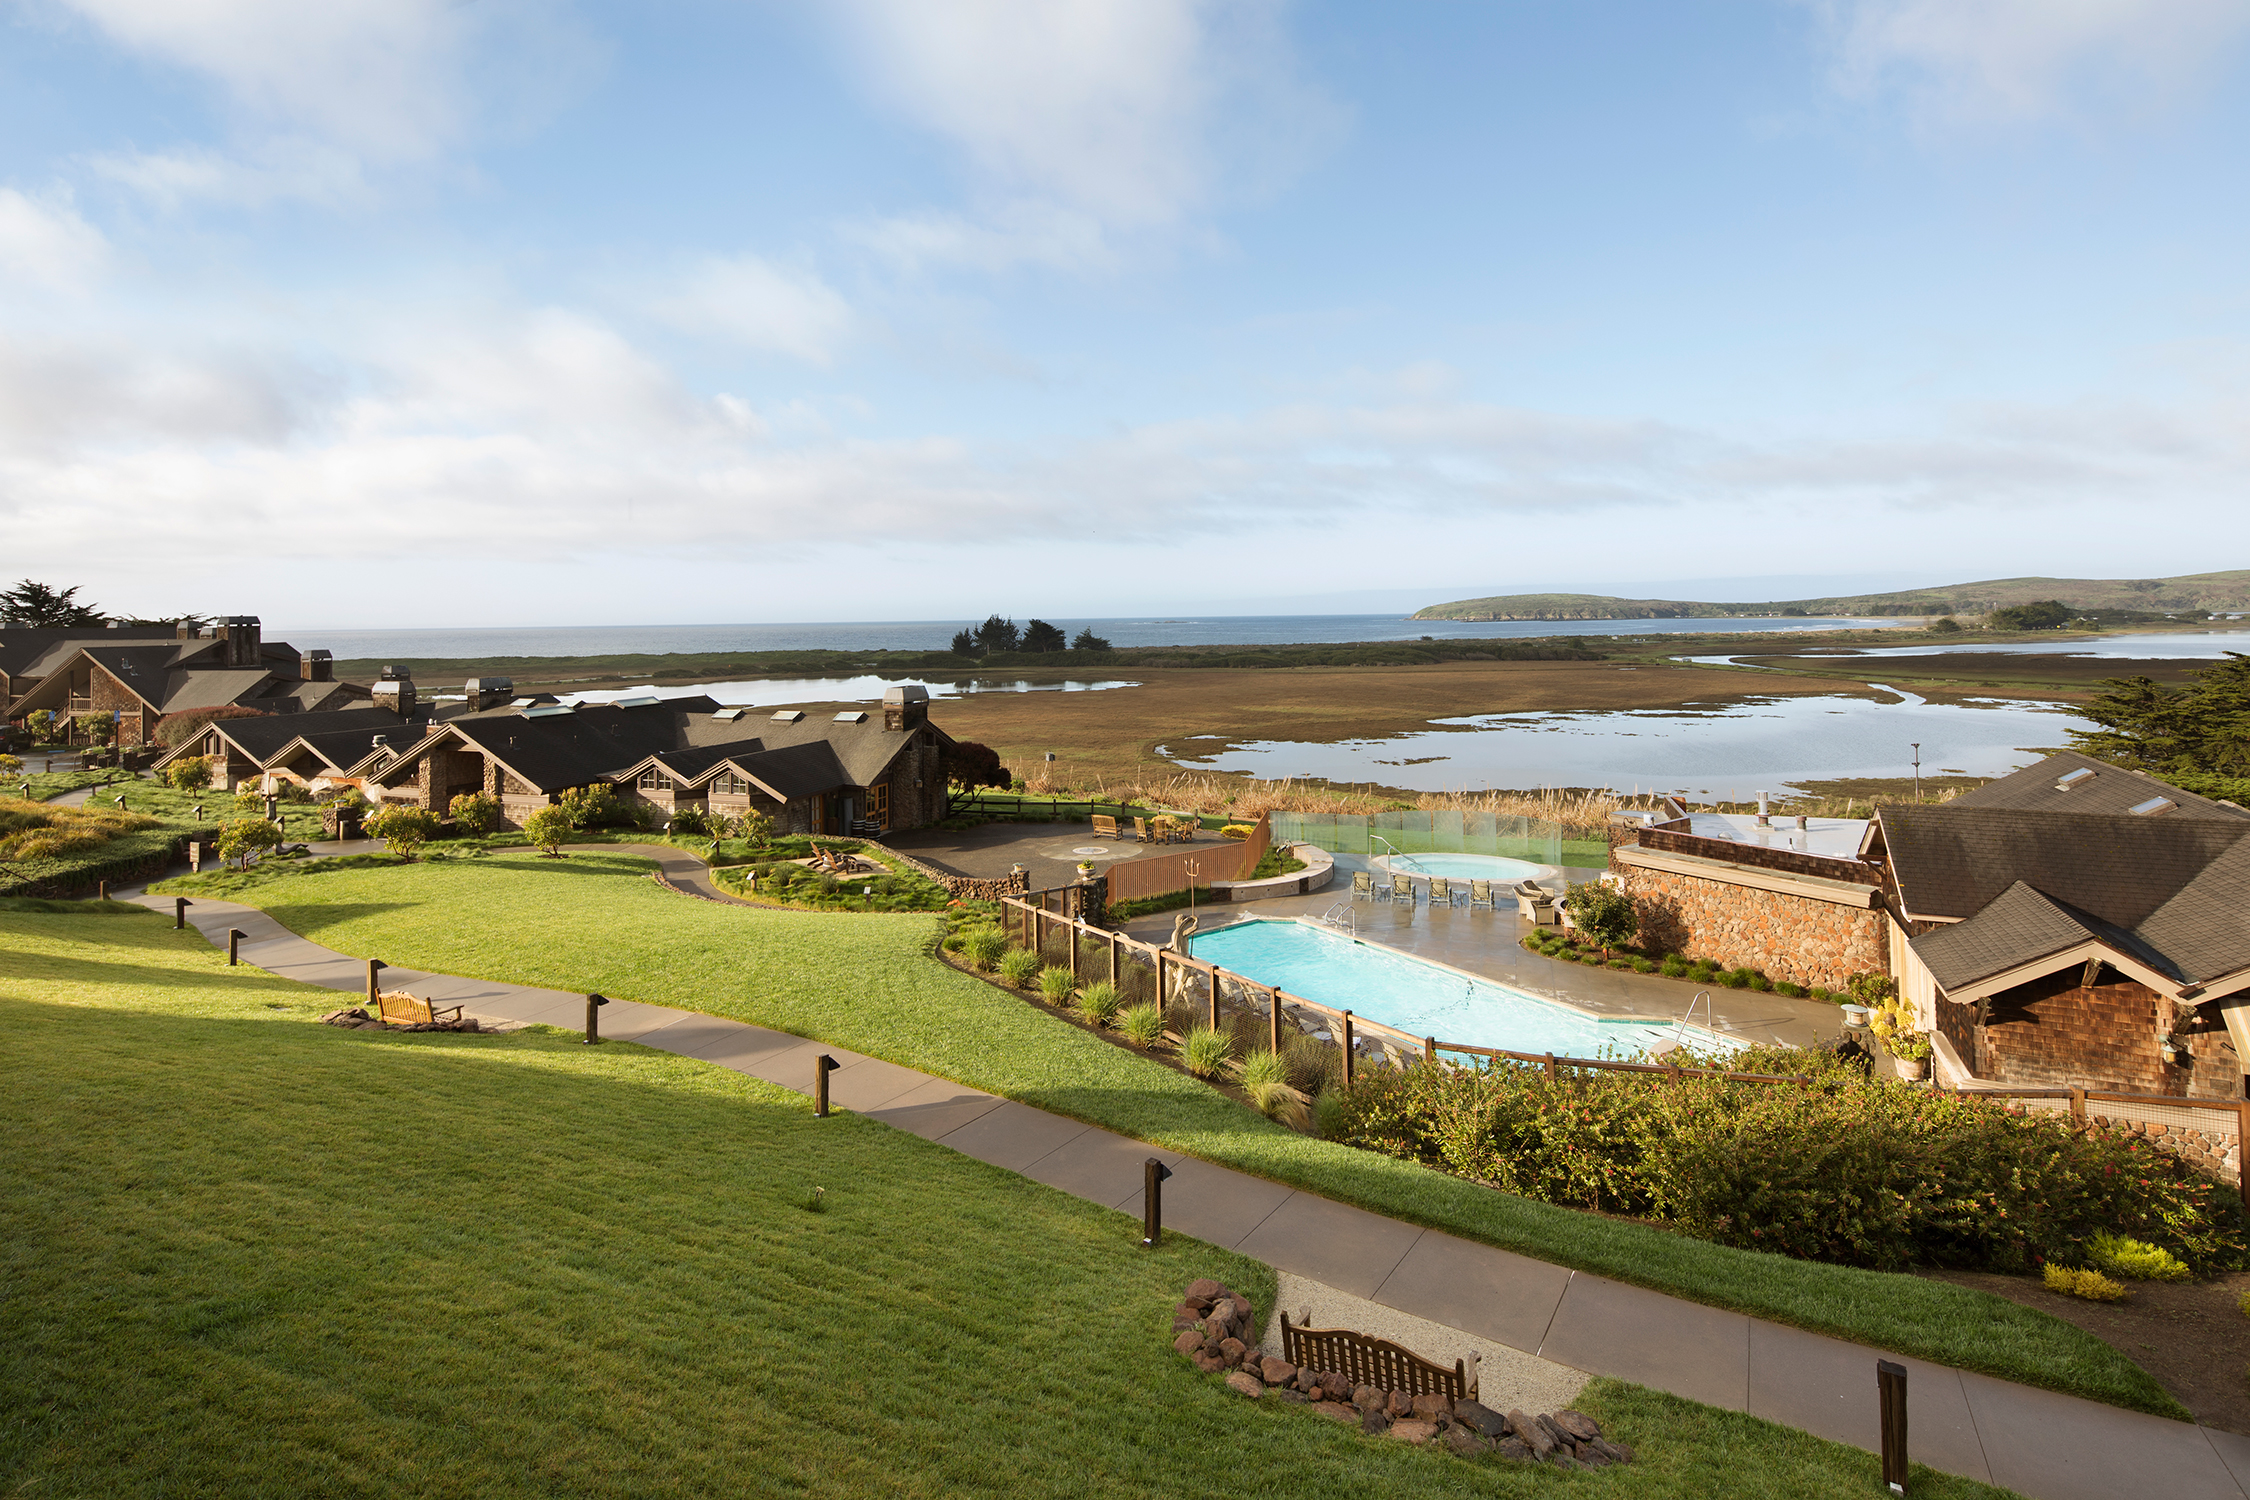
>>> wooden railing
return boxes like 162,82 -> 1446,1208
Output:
1947,1084 -> 2250,1138
1281,1313 -> 1472,1401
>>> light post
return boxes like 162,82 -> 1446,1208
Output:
1910,743 -> 1922,803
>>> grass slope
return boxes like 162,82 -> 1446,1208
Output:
0,914 -> 2021,1499
149,851 -> 2180,1418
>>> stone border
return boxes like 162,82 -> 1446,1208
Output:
1210,843 -> 1334,902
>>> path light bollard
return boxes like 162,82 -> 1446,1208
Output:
366,959 -> 386,1006
227,928 -> 245,966
1140,1157 -> 1174,1248
1877,1360 -> 1908,1494
814,1054 -> 838,1117
583,992 -> 610,1045
173,896 -> 191,929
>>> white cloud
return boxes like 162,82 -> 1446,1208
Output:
0,188 -> 107,290
1808,0 -> 2250,122
649,255 -> 855,364
85,138 -> 369,210
827,0 -> 1337,270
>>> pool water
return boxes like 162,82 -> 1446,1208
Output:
1187,919 -> 1732,1059
1374,852 -> 1546,882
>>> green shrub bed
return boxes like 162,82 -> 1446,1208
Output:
1329,1048 -> 2247,1275
716,856 -> 950,912
1524,930 -> 1836,999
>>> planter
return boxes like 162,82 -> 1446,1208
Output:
1892,1055 -> 1928,1082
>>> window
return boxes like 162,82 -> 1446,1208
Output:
714,772 -> 750,796
866,782 -> 889,828
637,768 -> 673,791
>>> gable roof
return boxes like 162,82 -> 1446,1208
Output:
1950,750 -> 2248,822
1882,805 -> 2250,926
1912,882 -> 2151,993
0,625 -> 180,687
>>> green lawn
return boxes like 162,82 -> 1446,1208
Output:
148,850 -> 2179,1418
0,913 -> 2020,1498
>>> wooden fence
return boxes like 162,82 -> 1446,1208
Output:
1102,812 -> 1271,906
1280,1314 -> 1473,1401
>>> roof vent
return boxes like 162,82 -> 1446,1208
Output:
614,694 -> 661,708
523,704 -> 576,719
833,710 -> 868,723
2128,796 -> 2176,817
770,710 -> 805,723
711,707 -> 746,721
2055,768 -> 2095,791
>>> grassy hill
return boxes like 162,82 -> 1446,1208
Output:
1413,570 -> 2250,621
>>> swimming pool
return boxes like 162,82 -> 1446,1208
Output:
1369,852 -> 1553,883
1187,918 -> 1735,1059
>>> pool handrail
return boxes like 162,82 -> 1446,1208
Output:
1369,834 -> 1421,872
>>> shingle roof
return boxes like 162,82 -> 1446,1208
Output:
1883,805 -> 2250,926
1950,750 -> 2248,821
1913,882 -> 2134,992
2134,840 -> 2250,986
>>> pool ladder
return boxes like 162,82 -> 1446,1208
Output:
1320,900 -> 1356,937
1652,990 -> 1714,1060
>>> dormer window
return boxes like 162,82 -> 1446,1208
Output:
714,772 -> 750,795
637,768 -> 674,791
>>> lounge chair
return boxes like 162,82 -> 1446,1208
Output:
1468,879 -> 1495,911
1389,874 -> 1416,905
1514,881 -> 1557,924
1428,876 -> 1458,908
1350,870 -> 1375,901
1092,814 -> 1121,839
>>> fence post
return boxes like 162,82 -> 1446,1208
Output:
1425,1035 -> 1438,1066
2237,1099 -> 2250,1187
1111,932 -> 1121,989
1546,1051 -> 1559,1082
1068,914 -> 1080,984
1155,948 -> 1168,1011
2069,1087 -> 2086,1125
1341,1010 -> 1355,1088
1206,964 -> 1219,1032
1270,987 -> 1283,1057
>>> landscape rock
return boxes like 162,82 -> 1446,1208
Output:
1310,1401 -> 1358,1424
1444,1427 -> 1492,1457
1226,1294 -> 1252,1323
1510,1411 -> 1553,1460
1185,1278 -> 1226,1303
1173,1331 -> 1202,1355
1259,1357 -> 1295,1386
1410,1392 -> 1452,1421
1352,1385 -> 1383,1413
1452,1399 -> 1507,1438
1192,1351 -> 1228,1374
1320,1372 -> 1352,1401
1359,1409 -> 1390,1436
1172,1302 -> 1202,1323
1555,1409 -> 1601,1442
1276,1389 -> 1307,1403
1385,1389 -> 1413,1420
1497,1438 -> 1532,1463
1550,1453 -> 1582,1471
1386,1419 -> 1439,1444
1599,1439 -> 1635,1464
1217,1338 -> 1246,1364
1536,1414 -> 1570,1451
1292,1368 -> 1321,1395
1225,1372 -> 1263,1399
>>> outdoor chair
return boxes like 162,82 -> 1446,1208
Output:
1169,818 -> 1197,843
1092,814 -> 1121,839
1132,816 -> 1154,842
375,990 -> 464,1028
1468,879 -> 1496,911
1514,881 -> 1557,924
1350,870 -> 1375,901
1389,874 -> 1416,904
1428,876 -> 1459,908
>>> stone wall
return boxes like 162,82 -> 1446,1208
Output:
1620,864 -> 1887,990
87,665 -> 149,748
1634,827 -> 1878,884
875,842 -> 1027,902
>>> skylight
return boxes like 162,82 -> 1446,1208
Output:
833,710 -> 867,723
770,710 -> 804,723
2055,769 -> 2095,791
522,704 -> 575,719
2128,796 -> 2175,817
613,694 -> 661,708
711,707 -> 745,721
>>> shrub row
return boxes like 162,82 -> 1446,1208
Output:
1325,1051 -> 2247,1275
1522,929 -> 1883,1002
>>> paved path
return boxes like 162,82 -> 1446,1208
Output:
120,868 -> 2250,1500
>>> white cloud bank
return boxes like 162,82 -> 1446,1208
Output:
1808,0 -> 2250,122
0,188 -> 107,289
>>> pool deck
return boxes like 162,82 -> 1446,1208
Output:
1120,851 -> 1856,1053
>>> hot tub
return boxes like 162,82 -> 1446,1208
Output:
1368,851 -> 1557,885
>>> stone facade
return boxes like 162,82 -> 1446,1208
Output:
1620,864 -> 1887,990
87,664 -> 149,748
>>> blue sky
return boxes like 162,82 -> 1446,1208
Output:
5,0 -> 2249,627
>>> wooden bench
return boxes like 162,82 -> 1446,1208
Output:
1280,1312 -> 1476,1401
375,990 -> 465,1027
1091,814 -> 1121,839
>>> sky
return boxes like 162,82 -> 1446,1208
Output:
4,0 -> 2250,628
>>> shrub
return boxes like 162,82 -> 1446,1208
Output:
1037,966 -> 1076,1005
1324,1057 -> 2247,1274
215,817 -> 281,869
2045,1264 -> 2130,1302
666,805 -> 712,836
522,805 -> 573,856
1562,882 -> 1639,955
163,757 -> 213,791
1219,823 -> 1255,841
363,805 -> 438,860
1179,1025 -> 1232,1079
1747,974 -> 1771,992
1313,1087 -> 1350,1140
1117,1002 -> 1166,1048
735,812 -> 773,847
1775,981 -> 1806,998
1075,981 -> 1123,1027
2087,1232 -> 2193,1283
448,792 -> 501,837
962,928 -> 1010,972
1240,1049 -> 1307,1127
1659,957 -> 1688,978
995,947 -> 1040,986
1281,1032 -> 1338,1093
557,784 -> 631,830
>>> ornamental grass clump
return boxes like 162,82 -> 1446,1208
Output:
997,948 -> 1041,987
962,927 -> 1010,973
1323,1047 -> 2247,1275
1239,1048 -> 1307,1128
2087,1232 -> 2194,1283
1075,981 -> 1123,1027
1179,1025 -> 1232,1080
1037,966 -> 1076,1005
1117,1001 -> 1166,1049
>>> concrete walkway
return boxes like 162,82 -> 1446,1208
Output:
119,867 -> 2250,1500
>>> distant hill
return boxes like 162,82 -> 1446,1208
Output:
1410,570 -> 2250,622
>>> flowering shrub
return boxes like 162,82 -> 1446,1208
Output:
1326,1051 -> 2246,1274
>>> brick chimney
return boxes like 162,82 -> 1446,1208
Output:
883,684 -> 929,732
371,665 -> 417,717
463,676 -> 514,712
303,649 -> 333,682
